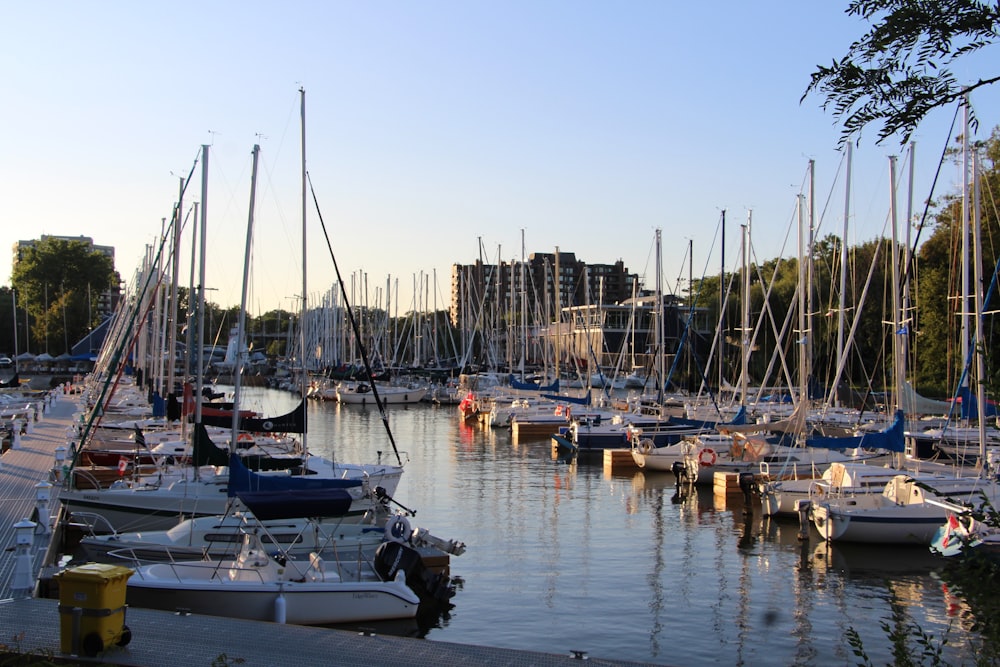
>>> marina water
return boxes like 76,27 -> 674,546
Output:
235,386 -> 979,665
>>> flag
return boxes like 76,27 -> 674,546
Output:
134,425 -> 146,448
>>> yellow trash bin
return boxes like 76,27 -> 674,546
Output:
54,563 -> 133,656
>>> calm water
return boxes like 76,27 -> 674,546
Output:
236,386 -> 981,665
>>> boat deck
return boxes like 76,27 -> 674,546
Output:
0,389 -> 652,666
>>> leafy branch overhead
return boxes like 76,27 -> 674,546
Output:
804,0 -> 1000,146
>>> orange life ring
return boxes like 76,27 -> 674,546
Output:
554,405 -> 564,416
698,448 -> 717,467
237,433 -> 254,442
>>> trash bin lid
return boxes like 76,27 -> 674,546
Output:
54,562 -> 133,583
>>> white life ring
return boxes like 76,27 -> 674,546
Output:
384,514 -> 412,543
698,447 -> 717,467
638,438 -> 654,455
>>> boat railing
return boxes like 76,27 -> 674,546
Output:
107,546 -> 265,583
68,511 -> 118,538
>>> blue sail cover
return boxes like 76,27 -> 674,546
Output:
199,400 -> 306,434
542,391 -> 591,406
806,410 -> 905,452
234,489 -> 352,520
227,450 -> 363,497
955,386 -> 999,420
509,375 -> 560,392
151,391 -> 166,417
669,405 -> 748,429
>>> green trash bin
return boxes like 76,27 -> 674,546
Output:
54,563 -> 133,657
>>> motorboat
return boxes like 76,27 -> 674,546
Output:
119,510 -> 459,625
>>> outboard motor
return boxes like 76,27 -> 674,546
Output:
374,515 -> 456,603
738,472 -> 756,515
670,460 -> 688,504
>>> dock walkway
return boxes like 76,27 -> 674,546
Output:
0,388 -> 74,598
0,392 -> 652,666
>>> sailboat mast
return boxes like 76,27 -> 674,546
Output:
807,159 -> 816,405
903,141 -> 915,387
973,151 -> 987,464
889,156 -> 904,412
230,144 -> 260,443
299,87 -> 309,455
195,145 -> 208,427
961,99 -> 971,392
655,229 -> 663,402
837,144 -> 852,400
719,210 -> 725,393
797,194 -> 807,410
520,229 -> 527,379
741,215 -> 750,409
166,176 -> 183,408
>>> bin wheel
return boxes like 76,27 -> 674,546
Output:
117,626 -> 132,647
82,632 -> 104,657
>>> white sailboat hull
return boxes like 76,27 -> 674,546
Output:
811,500 -> 948,545
126,562 -> 419,624
61,461 -> 403,532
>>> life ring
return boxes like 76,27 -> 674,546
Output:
554,405 -> 564,416
638,438 -> 654,455
237,433 -> 254,442
384,514 -> 412,543
698,448 -> 717,467
565,407 -> 572,420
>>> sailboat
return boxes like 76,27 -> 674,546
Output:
811,138 -> 1000,544
63,101 -> 405,530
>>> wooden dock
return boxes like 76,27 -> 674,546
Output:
0,388 -> 75,599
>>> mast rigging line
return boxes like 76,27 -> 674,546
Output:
306,172 -> 403,467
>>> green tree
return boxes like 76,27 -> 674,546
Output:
914,127 -> 1000,396
10,238 -> 119,354
804,0 -> 1000,146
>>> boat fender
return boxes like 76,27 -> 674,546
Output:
698,448 -> 717,467
384,514 -> 412,543
274,591 -> 287,624
638,439 -> 654,455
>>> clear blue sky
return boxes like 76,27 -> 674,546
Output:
3,2 -> 997,312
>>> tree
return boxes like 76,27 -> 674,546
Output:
10,238 -> 119,354
914,126 -> 1000,395
804,0 -> 1000,146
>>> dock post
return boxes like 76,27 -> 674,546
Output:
11,519 -> 37,598
34,481 -> 52,534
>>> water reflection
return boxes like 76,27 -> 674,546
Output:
224,388 -> 984,664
